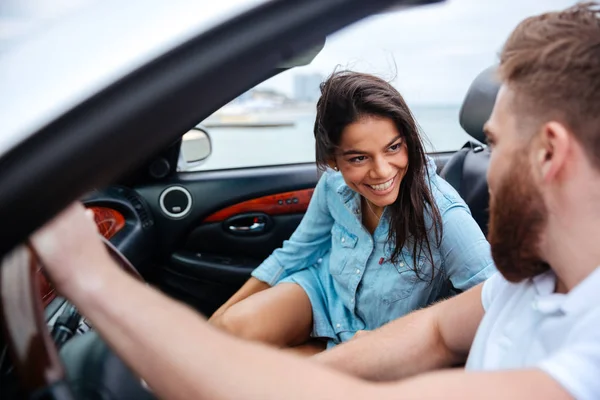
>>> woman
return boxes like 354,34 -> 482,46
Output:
209,71 -> 495,352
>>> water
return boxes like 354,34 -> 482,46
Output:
186,104 -> 474,172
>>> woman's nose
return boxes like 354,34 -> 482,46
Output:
371,157 -> 393,178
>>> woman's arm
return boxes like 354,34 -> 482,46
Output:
250,172 -> 335,286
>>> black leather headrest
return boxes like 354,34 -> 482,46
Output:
459,66 -> 500,144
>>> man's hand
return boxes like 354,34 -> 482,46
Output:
30,202 -> 117,298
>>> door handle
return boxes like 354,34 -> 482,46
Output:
228,221 -> 265,233
224,214 -> 269,235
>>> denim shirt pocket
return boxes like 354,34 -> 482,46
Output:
329,224 -> 358,275
380,250 -> 428,304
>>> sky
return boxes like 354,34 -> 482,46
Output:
259,0 -> 578,105
2,0 -> 578,105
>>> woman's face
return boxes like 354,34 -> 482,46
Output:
333,116 -> 409,210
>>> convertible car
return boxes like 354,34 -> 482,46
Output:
0,0 -> 498,398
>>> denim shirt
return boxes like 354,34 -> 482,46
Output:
252,157 -> 495,340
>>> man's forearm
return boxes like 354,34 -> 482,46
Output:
69,268 -> 374,400
314,308 -> 460,381
313,285 -> 486,381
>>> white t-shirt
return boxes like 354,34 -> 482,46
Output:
465,267 -> 600,400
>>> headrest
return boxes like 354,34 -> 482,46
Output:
459,66 -> 500,144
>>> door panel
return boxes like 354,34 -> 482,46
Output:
135,163 -> 320,315
184,213 -> 304,261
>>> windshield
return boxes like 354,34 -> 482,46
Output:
181,0 -> 576,172
0,0 -> 266,53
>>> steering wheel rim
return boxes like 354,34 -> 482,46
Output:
0,237 -> 142,398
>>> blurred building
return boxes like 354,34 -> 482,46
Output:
293,73 -> 323,102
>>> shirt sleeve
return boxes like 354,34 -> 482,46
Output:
251,172 -> 335,286
480,271 -> 503,311
439,204 -> 497,291
537,310 -> 600,400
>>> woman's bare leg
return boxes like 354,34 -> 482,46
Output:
210,283 -> 314,348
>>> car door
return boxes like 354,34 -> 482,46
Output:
133,162 -> 318,316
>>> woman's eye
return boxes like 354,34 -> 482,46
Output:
349,156 -> 367,163
389,142 -> 402,151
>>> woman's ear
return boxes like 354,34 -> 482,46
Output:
327,159 -> 338,171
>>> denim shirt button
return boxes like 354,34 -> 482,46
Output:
355,269 -> 360,274
341,238 -> 345,243
317,258 -> 323,264
399,262 -> 404,267
336,323 -> 341,328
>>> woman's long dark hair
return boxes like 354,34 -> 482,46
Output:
314,70 -> 443,280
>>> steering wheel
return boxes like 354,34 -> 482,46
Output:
0,238 -> 154,399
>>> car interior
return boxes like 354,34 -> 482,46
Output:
0,63 -> 500,399
0,1 -> 507,398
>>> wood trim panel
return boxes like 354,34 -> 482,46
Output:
204,188 -> 314,223
37,206 -> 126,306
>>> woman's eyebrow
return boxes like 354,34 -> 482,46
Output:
384,134 -> 403,148
341,148 -> 367,156
341,134 -> 403,156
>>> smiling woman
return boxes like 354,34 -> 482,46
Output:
208,70 -> 495,351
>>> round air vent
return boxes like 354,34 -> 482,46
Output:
159,186 -> 192,218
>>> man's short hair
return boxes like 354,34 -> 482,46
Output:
498,2 -> 600,168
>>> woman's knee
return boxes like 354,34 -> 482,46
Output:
210,284 -> 313,346
211,303 -> 261,340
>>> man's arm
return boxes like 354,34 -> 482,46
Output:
31,204 -> 573,400
314,284 -> 486,381
378,369 -> 571,400
50,261 -> 572,400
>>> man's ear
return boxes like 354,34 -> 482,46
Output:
536,121 -> 570,183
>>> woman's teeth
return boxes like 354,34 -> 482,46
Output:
368,178 -> 393,191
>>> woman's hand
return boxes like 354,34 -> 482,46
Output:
30,202 -> 116,299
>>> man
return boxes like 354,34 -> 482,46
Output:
31,2 -> 600,399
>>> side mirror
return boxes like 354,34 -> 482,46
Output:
179,126 -> 212,170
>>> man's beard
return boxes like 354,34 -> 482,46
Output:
488,152 -> 550,282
